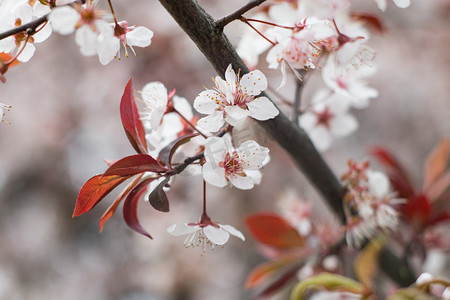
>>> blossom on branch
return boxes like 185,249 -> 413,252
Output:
96,20 -> 153,65
194,64 -> 279,132
49,1 -> 113,57
299,89 -> 358,152
168,215 -> 245,254
202,136 -> 269,190
0,2 -> 52,62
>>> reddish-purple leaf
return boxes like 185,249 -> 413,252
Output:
103,154 -> 167,177
256,263 -> 303,298
158,133 -> 199,167
423,138 -> 449,190
148,177 -> 170,212
99,174 -> 143,232
73,174 -> 129,217
369,147 -> 416,198
123,178 -> 156,239
245,213 -> 304,249
120,78 -> 148,154
246,257 -> 298,289
403,193 -> 431,226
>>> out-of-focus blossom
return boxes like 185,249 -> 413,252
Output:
96,20 -> 153,65
277,189 -> 313,236
194,64 -> 278,132
168,217 -> 245,254
0,2 -> 51,62
322,55 -> 378,109
1,102 -> 12,123
374,0 -> 411,12
266,19 -> 335,88
342,161 -> 401,247
443,287 -> 450,300
49,2 -> 113,57
310,291 -> 360,300
416,272 -> 434,285
202,136 -> 269,190
140,81 -> 170,131
299,90 -> 358,152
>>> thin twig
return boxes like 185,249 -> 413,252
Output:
240,17 -> 276,46
216,0 -> 268,29
0,15 -> 48,41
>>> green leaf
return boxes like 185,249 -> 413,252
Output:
290,273 -> 364,300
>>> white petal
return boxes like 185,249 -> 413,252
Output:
96,34 -> 120,65
204,137 -> 227,162
142,81 -> 168,108
245,169 -> 262,185
330,114 -> 358,137
17,43 -> 35,62
229,174 -> 255,190
194,90 -> 221,114
172,95 -> 193,121
75,26 -> 98,56
375,0 -> 387,11
247,96 -> 279,121
309,127 -> 332,152
393,0 -> 410,8
240,69 -> 268,95
15,4 -> 32,24
204,226 -> 229,245
126,26 -> 153,47
224,64 -> 237,90
220,224 -> 245,241
167,223 -> 199,236
367,170 -> 390,198
32,22 -> 52,43
237,140 -> 269,170
299,112 -> 318,131
224,105 -> 248,125
197,111 -> 225,132
49,6 -> 79,35
150,106 -> 166,130
202,160 -> 228,188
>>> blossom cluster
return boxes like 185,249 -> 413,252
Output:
341,160 -> 401,247
236,0 -> 408,151
0,0 -> 153,66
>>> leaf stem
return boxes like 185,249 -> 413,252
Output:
215,0 -> 268,29
173,108 -> 208,139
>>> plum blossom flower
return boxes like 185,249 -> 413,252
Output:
299,90 -> 358,152
1,102 -> 12,123
322,55 -> 378,109
202,136 -> 269,190
194,64 -> 278,132
342,160 -> 402,247
49,1 -> 113,57
0,2 -> 52,62
374,0 -> 411,12
266,19 -> 335,88
168,215 -> 245,254
96,20 -> 153,65
140,81 -> 170,131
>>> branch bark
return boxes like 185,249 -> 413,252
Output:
0,15 -> 47,41
158,0 -> 414,287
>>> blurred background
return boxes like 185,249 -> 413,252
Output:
0,0 -> 449,299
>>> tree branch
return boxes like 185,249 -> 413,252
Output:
158,0 -> 414,287
0,15 -> 48,41
216,0 -> 268,29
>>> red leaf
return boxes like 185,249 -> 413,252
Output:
403,194 -> 431,226
99,174 -> 143,232
245,213 -> 304,249
103,154 -> 167,177
246,257 -> 298,288
73,175 -> 129,217
369,147 -> 416,198
123,178 -> 156,239
120,78 -> 148,154
256,263 -> 303,298
423,138 -> 449,190
158,133 -> 199,167
148,177 -> 170,212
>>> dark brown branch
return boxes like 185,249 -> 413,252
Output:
216,0 -> 268,29
0,15 -> 47,41
158,0 -> 415,287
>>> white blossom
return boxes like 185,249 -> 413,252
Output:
167,221 -> 245,254
1,102 -> 12,123
202,136 -> 269,190
194,64 -> 278,132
